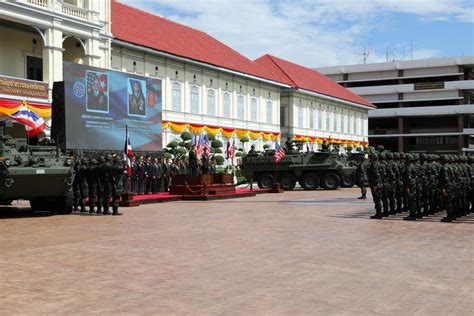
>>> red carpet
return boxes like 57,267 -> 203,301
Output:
123,187 -> 271,206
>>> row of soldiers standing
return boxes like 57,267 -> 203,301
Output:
72,154 -> 124,216
127,155 -> 186,195
127,146 -> 217,195
356,152 -> 473,222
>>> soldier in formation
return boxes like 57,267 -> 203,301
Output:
71,153 -> 124,216
366,152 -> 473,222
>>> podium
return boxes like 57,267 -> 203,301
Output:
169,173 -> 236,196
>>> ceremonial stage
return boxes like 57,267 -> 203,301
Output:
120,174 -> 272,207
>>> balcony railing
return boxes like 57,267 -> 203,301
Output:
61,2 -> 87,19
24,0 -> 89,20
26,0 -> 47,7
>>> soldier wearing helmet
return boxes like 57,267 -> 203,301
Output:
367,152 -> 383,219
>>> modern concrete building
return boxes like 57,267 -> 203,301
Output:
318,56 -> 474,153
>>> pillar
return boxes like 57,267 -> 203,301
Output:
84,32 -> 102,67
458,115 -> 464,154
398,116 -> 404,152
43,23 -> 63,89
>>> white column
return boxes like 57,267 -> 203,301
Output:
84,30 -> 102,67
43,23 -> 63,90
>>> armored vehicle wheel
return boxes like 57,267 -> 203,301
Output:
341,173 -> 356,188
55,189 -> 73,214
279,173 -> 296,191
257,173 -> 274,189
321,172 -> 341,190
300,173 -> 320,190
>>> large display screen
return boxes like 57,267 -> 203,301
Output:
63,62 -> 162,152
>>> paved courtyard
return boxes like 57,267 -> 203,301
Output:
0,188 -> 472,315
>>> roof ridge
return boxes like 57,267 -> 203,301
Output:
261,54 -> 298,87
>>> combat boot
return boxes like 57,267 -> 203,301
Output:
358,193 -> 367,199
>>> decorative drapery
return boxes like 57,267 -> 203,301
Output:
0,99 -> 51,118
162,121 -> 281,140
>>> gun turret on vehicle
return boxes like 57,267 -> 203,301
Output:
0,127 -> 75,214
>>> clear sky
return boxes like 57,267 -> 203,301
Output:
120,0 -> 474,67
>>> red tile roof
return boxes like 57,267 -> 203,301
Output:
111,0 -> 286,85
255,54 -> 375,108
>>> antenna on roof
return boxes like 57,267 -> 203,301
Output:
355,39 -> 372,64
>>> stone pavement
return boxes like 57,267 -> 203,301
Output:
0,188 -> 472,315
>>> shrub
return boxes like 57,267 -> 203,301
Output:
263,144 -> 270,150
180,131 -> 192,141
176,147 -> 187,155
167,141 -> 178,149
215,155 -> 225,165
207,134 -> 216,141
163,152 -> 172,159
214,148 -> 223,154
211,140 -> 223,148
236,152 -> 243,157
240,136 -> 250,143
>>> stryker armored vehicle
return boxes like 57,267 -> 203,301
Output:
240,149 -> 356,190
0,134 -> 74,214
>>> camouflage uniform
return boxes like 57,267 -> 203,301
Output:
110,156 -> 124,215
87,159 -> 99,214
368,153 -> 383,219
78,158 -> 89,212
403,154 -> 418,221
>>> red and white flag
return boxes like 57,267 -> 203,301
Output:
8,105 -> 45,137
123,125 -> 132,176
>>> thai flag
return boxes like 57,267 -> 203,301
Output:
123,125 -> 132,176
275,142 -> 286,163
8,105 -> 45,137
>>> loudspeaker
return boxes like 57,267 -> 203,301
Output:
51,81 -> 65,150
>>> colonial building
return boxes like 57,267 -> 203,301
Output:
110,0 -> 288,150
0,0 -> 371,151
0,0 -> 111,135
256,55 -> 372,149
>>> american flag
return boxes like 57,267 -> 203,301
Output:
275,142 -> 286,163
123,125 -> 132,176
196,133 -> 205,158
87,71 -> 108,92
204,134 -> 211,154
226,140 -> 235,159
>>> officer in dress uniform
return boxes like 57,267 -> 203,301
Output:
201,147 -> 210,174
137,156 -> 146,195
130,156 -> 138,194
188,145 -> 198,175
